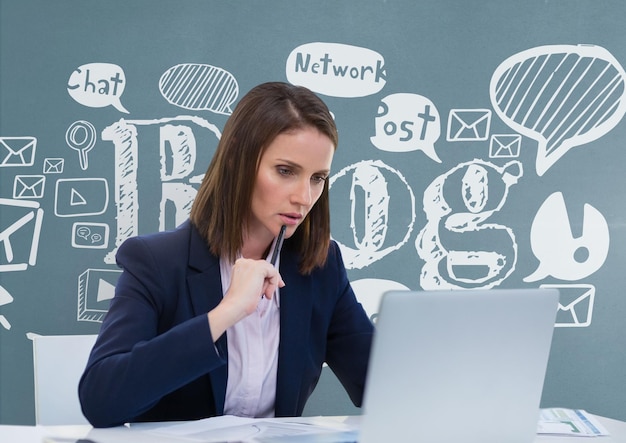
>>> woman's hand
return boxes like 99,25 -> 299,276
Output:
207,258 -> 284,342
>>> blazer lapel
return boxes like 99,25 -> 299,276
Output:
186,224 -> 228,414
187,229 -> 223,318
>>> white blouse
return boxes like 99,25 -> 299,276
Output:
219,240 -> 282,418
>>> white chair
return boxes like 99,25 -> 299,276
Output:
27,333 -> 97,425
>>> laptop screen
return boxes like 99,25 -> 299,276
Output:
359,288 -> 559,443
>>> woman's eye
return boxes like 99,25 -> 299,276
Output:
278,167 -> 292,176
312,175 -> 327,184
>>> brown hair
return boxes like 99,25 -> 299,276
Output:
189,82 -> 338,274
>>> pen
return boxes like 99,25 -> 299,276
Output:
261,225 -> 286,301
270,225 -> 287,267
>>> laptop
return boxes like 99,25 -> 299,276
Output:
359,288 -> 559,443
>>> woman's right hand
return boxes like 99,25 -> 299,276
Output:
207,258 -> 284,342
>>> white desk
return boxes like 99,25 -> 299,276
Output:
1,414 -> 625,443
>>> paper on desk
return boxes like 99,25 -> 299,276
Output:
538,408 -> 610,437
143,415 -> 357,443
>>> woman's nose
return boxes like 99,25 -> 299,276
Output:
292,180 -> 313,206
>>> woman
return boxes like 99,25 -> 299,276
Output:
79,82 -> 374,428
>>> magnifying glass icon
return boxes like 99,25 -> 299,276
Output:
65,120 -> 96,170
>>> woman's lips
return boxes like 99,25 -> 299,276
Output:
280,213 -> 302,225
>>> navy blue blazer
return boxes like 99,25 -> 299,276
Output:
79,220 -> 374,427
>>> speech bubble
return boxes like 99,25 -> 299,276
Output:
76,226 -> 91,241
159,64 -> 238,115
71,222 -> 109,249
370,93 -> 441,162
67,63 -> 129,113
286,42 -> 386,97
351,278 -> 410,324
490,44 -> 626,176
524,192 -> 609,282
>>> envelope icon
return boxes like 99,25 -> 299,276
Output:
541,284 -> 595,328
0,137 -> 37,167
0,198 -> 43,271
446,109 -> 491,142
489,134 -> 521,158
13,175 -> 46,199
43,158 -> 64,174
